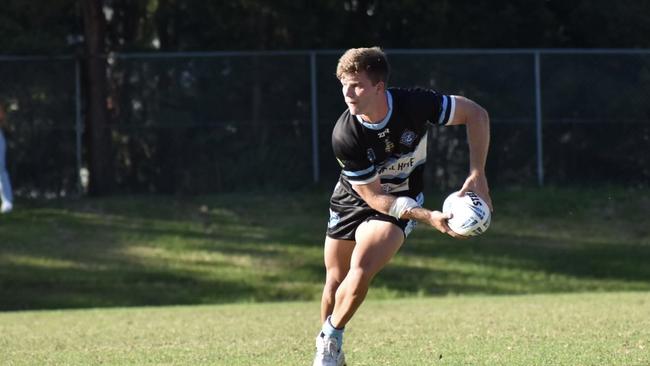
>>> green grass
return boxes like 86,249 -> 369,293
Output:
1,186 -> 649,364
0,292 -> 648,365
1,186 -> 649,310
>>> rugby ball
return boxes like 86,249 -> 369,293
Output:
442,191 -> 491,236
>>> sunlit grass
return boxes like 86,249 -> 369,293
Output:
1,186 -> 649,310
0,292 -> 648,365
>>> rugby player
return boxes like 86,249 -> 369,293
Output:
313,47 -> 493,366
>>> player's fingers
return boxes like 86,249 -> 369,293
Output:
451,232 -> 469,239
457,180 -> 471,196
446,229 -> 467,239
476,190 -> 494,212
439,220 -> 462,238
431,210 -> 452,221
438,224 -> 452,236
432,216 -> 449,233
436,216 -> 468,239
485,196 -> 494,212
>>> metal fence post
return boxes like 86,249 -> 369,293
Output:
310,52 -> 320,183
534,51 -> 544,186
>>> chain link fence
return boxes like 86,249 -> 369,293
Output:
1,50 -> 649,196
0,56 -> 78,197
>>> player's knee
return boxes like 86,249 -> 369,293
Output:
347,267 -> 373,287
326,264 -> 348,282
322,287 -> 336,307
324,276 -> 342,295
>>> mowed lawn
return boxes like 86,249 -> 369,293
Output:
1,186 -> 649,310
0,186 -> 649,365
0,292 -> 649,365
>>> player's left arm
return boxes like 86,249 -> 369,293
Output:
446,96 -> 493,211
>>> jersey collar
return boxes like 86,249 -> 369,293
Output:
355,90 -> 393,130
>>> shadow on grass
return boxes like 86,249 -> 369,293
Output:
1,265 -> 258,310
404,230 -> 650,284
0,201 -> 325,310
1,188 -> 649,310
373,232 -> 650,297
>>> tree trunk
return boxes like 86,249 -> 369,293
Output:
82,0 -> 112,195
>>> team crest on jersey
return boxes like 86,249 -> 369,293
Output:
400,130 -> 417,147
384,139 -> 395,154
366,148 -> 376,162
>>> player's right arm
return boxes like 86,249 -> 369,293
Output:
351,179 -> 462,237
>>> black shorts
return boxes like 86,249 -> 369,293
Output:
326,182 -> 423,241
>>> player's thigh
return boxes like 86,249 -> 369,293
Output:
324,236 -> 355,281
351,219 -> 404,276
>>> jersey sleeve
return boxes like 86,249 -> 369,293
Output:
404,88 -> 456,126
332,124 -> 378,185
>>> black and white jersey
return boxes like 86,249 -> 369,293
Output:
332,87 -> 455,200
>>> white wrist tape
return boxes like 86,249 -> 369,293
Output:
388,196 -> 420,219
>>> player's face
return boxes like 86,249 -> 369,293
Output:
340,71 -> 383,116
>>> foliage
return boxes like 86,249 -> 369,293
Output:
1,1 -> 650,194
3,1 -> 650,54
0,0 -> 78,54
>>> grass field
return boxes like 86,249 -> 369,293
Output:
1,292 -> 648,365
1,186 -> 648,310
1,186 -> 649,364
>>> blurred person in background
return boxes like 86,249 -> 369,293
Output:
0,100 -> 13,214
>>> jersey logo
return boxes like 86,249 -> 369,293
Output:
400,130 -> 417,148
366,148 -> 376,163
377,128 -> 390,138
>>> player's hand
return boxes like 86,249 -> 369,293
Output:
429,210 -> 467,239
458,171 -> 493,212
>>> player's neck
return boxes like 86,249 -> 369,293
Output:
359,91 -> 389,123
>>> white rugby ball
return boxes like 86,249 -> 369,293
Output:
442,191 -> 491,236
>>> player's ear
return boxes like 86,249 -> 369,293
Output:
375,80 -> 385,93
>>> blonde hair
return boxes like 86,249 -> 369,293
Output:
336,47 -> 390,85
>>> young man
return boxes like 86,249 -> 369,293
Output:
312,47 -> 493,366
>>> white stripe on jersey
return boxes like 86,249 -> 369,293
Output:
447,96 -> 457,125
342,165 -> 375,177
347,173 -> 379,185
